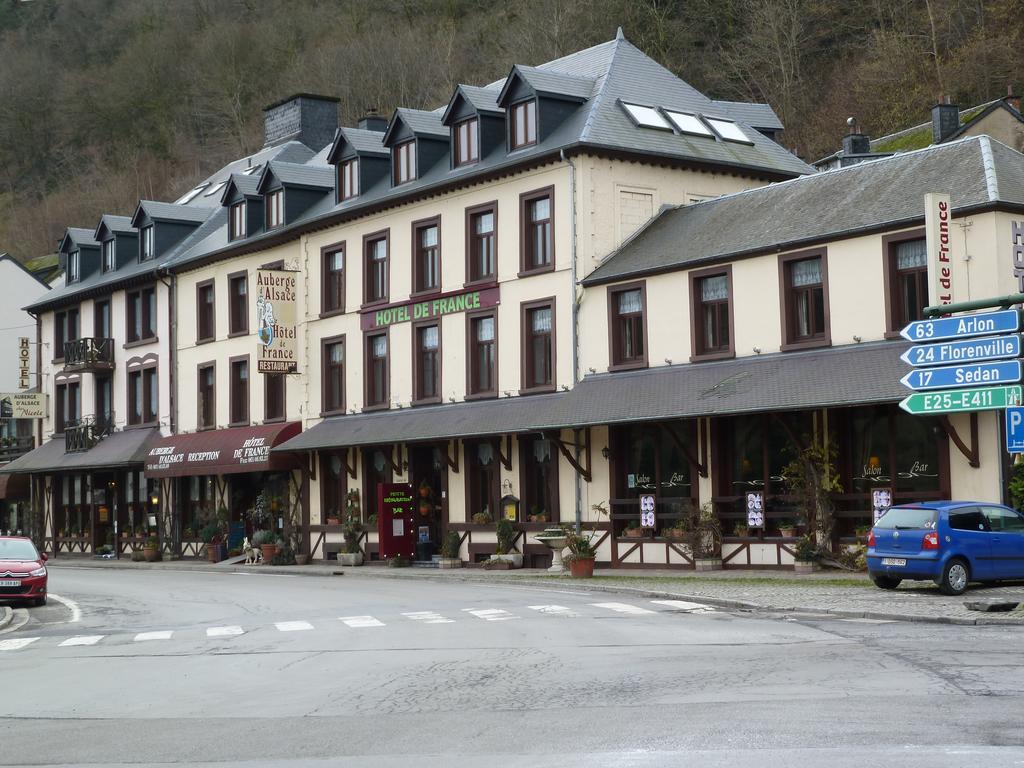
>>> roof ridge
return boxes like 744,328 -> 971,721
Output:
578,33 -> 624,142
979,135 -> 1000,201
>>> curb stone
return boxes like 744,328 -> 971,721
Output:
0,606 -> 10,632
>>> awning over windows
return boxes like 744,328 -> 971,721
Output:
0,428 -> 162,475
144,422 -> 301,477
0,472 -> 29,499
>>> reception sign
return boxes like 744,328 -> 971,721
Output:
255,269 -> 298,374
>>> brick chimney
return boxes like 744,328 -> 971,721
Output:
263,94 -> 340,151
842,117 -> 870,155
931,96 -> 960,144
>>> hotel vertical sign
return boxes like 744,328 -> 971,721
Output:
17,337 -> 30,389
255,269 -> 298,374
924,192 -> 954,308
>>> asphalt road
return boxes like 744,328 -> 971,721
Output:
2,566 -> 1024,767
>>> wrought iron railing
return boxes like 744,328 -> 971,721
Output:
0,435 -> 34,463
63,337 -> 115,371
64,414 -> 114,453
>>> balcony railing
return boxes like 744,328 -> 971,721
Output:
0,435 -> 35,463
63,338 -> 115,372
65,415 -> 114,453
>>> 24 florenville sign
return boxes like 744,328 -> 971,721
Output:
361,286 -> 500,331
255,269 -> 298,374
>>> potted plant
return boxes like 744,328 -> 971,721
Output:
388,554 -> 410,568
793,533 -> 820,573
623,520 -> 645,538
854,524 -> 872,542
778,519 -> 797,538
563,527 -> 598,578
487,518 -> 522,568
438,530 -> 462,569
339,512 -> 364,566
252,529 -> 279,562
472,510 -> 493,525
733,522 -> 751,538
325,513 -> 341,526
143,535 -> 160,562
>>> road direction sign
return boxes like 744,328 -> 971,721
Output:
899,384 -> 1023,414
901,334 -> 1022,368
899,309 -> 1020,343
1006,407 -> 1024,452
900,360 -> 1022,391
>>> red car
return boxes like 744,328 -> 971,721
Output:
0,536 -> 48,606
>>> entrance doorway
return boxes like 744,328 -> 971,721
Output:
409,445 -> 446,555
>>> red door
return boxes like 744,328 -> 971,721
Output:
377,483 -> 415,560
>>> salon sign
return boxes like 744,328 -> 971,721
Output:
255,269 -> 298,374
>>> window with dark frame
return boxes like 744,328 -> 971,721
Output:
469,313 -> 496,396
54,308 -> 80,360
521,437 -> 559,523
340,159 -> 359,201
196,281 -> 215,343
94,375 -> 112,426
610,287 -> 645,368
321,452 -> 347,522
323,245 -> 344,314
521,190 -> 553,272
102,240 -> 115,272
393,140 -> 416,185
127,366 -> 157,426
454,118 -> 479,166
523,302 -> 553,391
264,374 -> 285,422
126,287 -> 156,343
94,300 -> 111,340
54,381 -> 80,432
322,338 -> 345,414
364,233 -> 388,304
365,333 -> 389,409
229,357 -> 249,426
68,251 -> 80,283
140,225 -> 154,261
467,205 -> 496,284
230,202 -> 247,240
266,189 -> 284,229
785,255 -> 827,343
893,238 -> 927,328
511,100 -> 537,149
695,273 -> 731,356
198,364 -> 216,429
413,219 -> 440,294
467,439 -> 500,523
415,324 -> 440,403
228,273 -> 248,335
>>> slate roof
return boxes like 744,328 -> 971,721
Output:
504,65 -> 595,102
134,200 -> 213,225
709,100 -> 784,131
337,127 -> 388,156
0,428 -> 161,475
94,215 -> 134,239
445,85 -> 503,120
221,172 -> 261,202
583,135 -> 1024,286
259,161 -> 335,191
386,108 -> 449,143
60,228 -> 98,252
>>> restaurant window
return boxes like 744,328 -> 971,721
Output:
322,337 -> 345,414
363,446 -> 394,526
393,140 -> 416,185
781,252 -> 829,347
67,250 -> 80,283
890,236 -> 928,330
127,365 -> 157,426
364,232 -> 389,305
468,312 -> 496,397
102,239 -> 115,272
126,287 -> 156,343
196,281 -> 215,343
264,374 -> 285,422
54,380 -> 80,432
198,363 -> 216,429
611,422 -> 695,535
691,269 -> 732,359
466,440 -> 500,525
186,476 -> 216,538
522,301 -> 554,392
228,272 -> 248,335
321,452 -> 347,524
322,244 -> 345,314
230,202 -> 247,240
140,225 -> 154,261
454,118 -> 479,166
466,203 -> 496,284
365,333 -> 389,409
609,285 -> 646,369
94,300 -> 111,339
340,159 -> 359,201
843,405 -> 942,498
413,218 -> 440,294
510,100 -> 537,149
414,324 -> 440,403
520,189 -> 553,273
229,357 -> 249,426
520,437 -> 559,523
266,189 -> 284,229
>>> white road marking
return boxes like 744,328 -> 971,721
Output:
48,593 -> 81,623
650,600 -> 715,613
463,608 -> 519,621
0,608 -> 29,635
339,615 -> 384,628
528,604 -> 578,616
58,635 -> 104,647
468,583 -> 592,596
275,621 -> 314,632
402,611 -> 455,624
0,637 -> 39,651
134,631 -> 173,641
840,618 -> 895,624
206,626 -> 244,637
591,602 -> 656,615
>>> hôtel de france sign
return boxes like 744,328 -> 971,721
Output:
361,286 -> 500,331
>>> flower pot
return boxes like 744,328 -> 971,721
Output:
438,557 -> 462,569
143,545 -> 159,563
490,553 -> 523,568
326,517 -> 340,526
338,552 -> 363,566
793,559 -> 820,574
694,557 -> 723,571
569,557 -> 595,578
294,554 -> 309,565
261,544 -> 279,562
623,528 -> 645,538
779,527 -> 797,538
206,544 -> 222,563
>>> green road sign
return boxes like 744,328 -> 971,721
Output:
899,384 -> 1023,414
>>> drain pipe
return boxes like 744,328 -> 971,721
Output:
561,148 -> 583,532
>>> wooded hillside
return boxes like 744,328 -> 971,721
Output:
1,0 -> 1020,261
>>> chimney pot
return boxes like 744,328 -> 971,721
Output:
842,117 -> 870,155
357,109 -> 388,133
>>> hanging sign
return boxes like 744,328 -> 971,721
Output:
639,494 -> 656,528
924,192 -> 954,307
18,337 -> 30,389
0,392 -> 46,418
872,488 -> 893,523
255,269 -> 298,374
746,492 -> 765,528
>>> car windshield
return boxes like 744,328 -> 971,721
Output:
0,539 -> 40,560
874,507 -> 937,530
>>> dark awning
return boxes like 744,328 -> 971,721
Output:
145,422 -> 301,477
0,472 -> 29,499
0,428 -> 162,475
274,393 -> 572,453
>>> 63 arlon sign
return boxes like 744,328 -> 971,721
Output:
255,269 -> 299,374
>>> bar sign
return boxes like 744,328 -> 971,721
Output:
18,337 -> 30,389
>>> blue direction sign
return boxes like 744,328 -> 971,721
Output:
901,334 -> 1022,368
1007,407 -> 1024,452
901,360 -> 1022,391
900,309 -> 1020,343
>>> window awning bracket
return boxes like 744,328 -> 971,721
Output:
938,413 -> 979,468
658,421 -> 708,478
546,428 -> 592,482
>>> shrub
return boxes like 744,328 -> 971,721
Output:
495,518 -> 516,555
441,530 -> 461,559
388,555 -> 410,568
251,529 -> 275,547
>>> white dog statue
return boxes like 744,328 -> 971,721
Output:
242,536 -> 262,565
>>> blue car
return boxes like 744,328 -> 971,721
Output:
867,501 -> 1024,595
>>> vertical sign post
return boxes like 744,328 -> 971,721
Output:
924,192 -> 954,308
639,494 -> 656,529
255,269 -> 299,374
18,337 -> 30,389
746,492 -> 765,529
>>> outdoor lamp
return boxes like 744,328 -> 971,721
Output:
501,494 -> 519,522
431,446 -> 444,472
150,493 -> 159,506
533,438 -> 551,464
477,442 -> 494,466
373,449 -> 387,473
601,446 -> 611,460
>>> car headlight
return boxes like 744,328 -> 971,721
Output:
29,566 -> 46,577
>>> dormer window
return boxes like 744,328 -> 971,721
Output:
340,159 -> 359,201
454,118 -> 479,166
511,100 -> 537,149
230,202 -> 247,241
140,226 -> 154,261
393,140 -> 416,185
68,251 -> 80,283
102,240 -> 115,272
266,190 -> 283,229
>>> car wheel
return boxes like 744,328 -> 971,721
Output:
33,595 -> 46,607
871,574 -> 902,590
939,558 -> 970,596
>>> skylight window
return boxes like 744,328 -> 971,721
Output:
664,110 -> 714,137
204,181 -> 227,197
621,102 -> 672,131
176,185 -> 207,204
241,164 -> 262,175
704,117 -> 752,144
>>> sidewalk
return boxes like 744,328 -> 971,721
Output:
46,556 -> 1024,626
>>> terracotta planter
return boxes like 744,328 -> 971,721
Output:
143,545 -> 159,563
569,557 -> 595,578
623,528 -> 645,538
694,557 -> 723,571
261,544 -> 279,562
294,553 -> 309,565
779,527 -> 797,538
326,518 -> 340,526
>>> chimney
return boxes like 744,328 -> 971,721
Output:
357,108 -> 388,133
262,93 -> 340,151
842,117 -> 870,155
1006,84 -> 1021,114
931,96 -> 960,144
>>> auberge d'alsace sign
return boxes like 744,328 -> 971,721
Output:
360,286 -> 499,331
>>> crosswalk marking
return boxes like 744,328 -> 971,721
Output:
58,635 -> 104,647
463,608 -> 519,621
275,621 -> 314,632
402,611 -> 455,624
206,626 -> 244,637
0,637 -> 39,651
528,604 -> 578,617
134,631 -> 173,641
591,602 -> 656,615
339,615 -> 385,628
839,618 -> 895,624
650,600 -> 715,613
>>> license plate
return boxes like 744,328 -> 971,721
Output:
0,579 -> 21,587
881,558 -> 906,567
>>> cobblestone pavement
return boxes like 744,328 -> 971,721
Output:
44,557 -> 1024,625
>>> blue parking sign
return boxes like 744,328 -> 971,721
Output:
1006,407 -> 1024,453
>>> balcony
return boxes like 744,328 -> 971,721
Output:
65,415 -> 114,453
63,338 -> 115,373
0,435 -> 35,463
